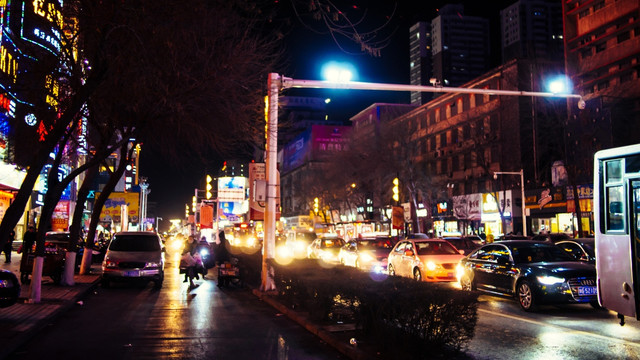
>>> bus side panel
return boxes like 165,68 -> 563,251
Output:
596,233 -> 637,318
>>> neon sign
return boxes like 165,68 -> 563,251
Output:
0,45 -> 18,83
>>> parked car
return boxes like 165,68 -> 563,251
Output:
338,236 -> 394,273
532,232 -> 572,243
0,269 -> 20,308
387,239 -> 465,282
458,240 -> 598,311
555,238 -> 595,264
442,236 -> 483,255
20,231 -> 83,284
307,235 -> 345,263
101,231 -> 165,289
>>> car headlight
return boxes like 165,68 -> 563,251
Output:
456,263 -> 465,281
199,248 -> 209,257
537,276 -> 565,285
360,253 -> 374,263
146,261 -> 161,268
294,241 -> 306,252
426,261 -> 437,271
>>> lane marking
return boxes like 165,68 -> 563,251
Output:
478,308 -> 640,348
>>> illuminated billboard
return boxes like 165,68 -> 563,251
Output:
217,177 -> 246,202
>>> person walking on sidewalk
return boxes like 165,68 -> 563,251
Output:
2,229 -> 14,263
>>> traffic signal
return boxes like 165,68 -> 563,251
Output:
185,204 -> 189,217
313,197 -> 319,215
192,195 -> 197,212
392,177 -> 399,202
206,175 -> 213,199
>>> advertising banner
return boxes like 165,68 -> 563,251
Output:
453,193 -> 481,220
96,192 -> 140,223
217,177 -> 246,202
392,206 -> 404,229
51,200 -> 69,231
200,205 -> 214,228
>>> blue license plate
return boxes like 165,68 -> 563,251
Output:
124,270 -> 140,277
578,286 -> 597,296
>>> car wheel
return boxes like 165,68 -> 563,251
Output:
101,278 -> 110,288
413,268 -> 422,282
517,280 -> 537,311
460,274 -> 475,291
388,263 -> 396,276
153,279 -> 163,290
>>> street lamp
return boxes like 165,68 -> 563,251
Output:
493,170 -> 527,237
262,74 -> 582,292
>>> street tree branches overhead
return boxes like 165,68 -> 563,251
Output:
0,0 -> 283,275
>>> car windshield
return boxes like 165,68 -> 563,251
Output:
359,239 -> 393,250
321,238 -> 345,248
109,235 -> 161,252
415,241 -> 459,255
45,233 -> 71,242
444,238 -> 465,248
510,244 -> 575,263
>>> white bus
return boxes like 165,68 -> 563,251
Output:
594,144 -> 640,324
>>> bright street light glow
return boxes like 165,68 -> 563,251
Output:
322,61 -> 356,83
547,76 -> 571,94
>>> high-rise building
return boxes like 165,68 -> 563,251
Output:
431,4 -> 490,87
409,22 -> 433,105
563,0 -> 640,182
501,0 -> 564,63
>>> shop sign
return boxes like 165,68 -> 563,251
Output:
566,185 -> 593,200
525,187 -> 566,214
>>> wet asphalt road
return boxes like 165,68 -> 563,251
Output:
7,255 -> 345,360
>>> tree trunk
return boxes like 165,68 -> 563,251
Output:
70,163 -> 99,281
61,252 -> 77,286
28,256 -> 45,303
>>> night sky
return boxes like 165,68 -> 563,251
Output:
140,0 -> 517,225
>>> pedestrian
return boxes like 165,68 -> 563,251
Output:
20,226 -> 36,259
215,231 -> 231,287
3,229 -> 15,263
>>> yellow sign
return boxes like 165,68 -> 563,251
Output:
96,192 -> 140,223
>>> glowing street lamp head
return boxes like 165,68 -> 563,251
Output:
322,61 -> 357,83
547,76 -> 571,94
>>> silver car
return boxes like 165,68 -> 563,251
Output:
101,231 -> 165,289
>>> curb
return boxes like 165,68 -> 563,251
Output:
252,289 -> 370,360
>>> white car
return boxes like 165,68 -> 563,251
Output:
101,231 -> 165,289
387,239 -> 464,282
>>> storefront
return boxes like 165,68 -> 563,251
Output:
432,200 -> 456,237
566,184 -> 594,236
525,187 -> 569,235
481,191 -> 516,238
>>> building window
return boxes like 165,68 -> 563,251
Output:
595,43 -> 606,53
598,80 -> 609,90
463,124 -> 471,140
440,132 -> 447,147
451,128 -> 458,144
617,31 -> 631,44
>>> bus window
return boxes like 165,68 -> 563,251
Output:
607,186 -> 624,231
606,160 -> 622,182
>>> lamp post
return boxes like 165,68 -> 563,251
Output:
262,74 -> 582,291
493,170 -> 527,237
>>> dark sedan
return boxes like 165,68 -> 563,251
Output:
443,236 -> 483,255
555,238 -> 595,264
458,240 -> 598,311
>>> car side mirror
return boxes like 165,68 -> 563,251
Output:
404,250 -> 414,257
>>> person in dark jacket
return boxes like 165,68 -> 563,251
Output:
3,229 -> 15,263
215,231 -> 232,287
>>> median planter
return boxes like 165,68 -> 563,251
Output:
268,259 -> 479,359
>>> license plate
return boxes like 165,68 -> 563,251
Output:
447,272 -> 454,278
124,270 -> 140,277
578,286 -> 597,296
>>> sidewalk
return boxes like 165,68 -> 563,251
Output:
0,252 -> 101,359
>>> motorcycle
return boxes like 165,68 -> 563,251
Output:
194,242 -> 214,277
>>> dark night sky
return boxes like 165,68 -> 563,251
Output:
140,1 -> 516,226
